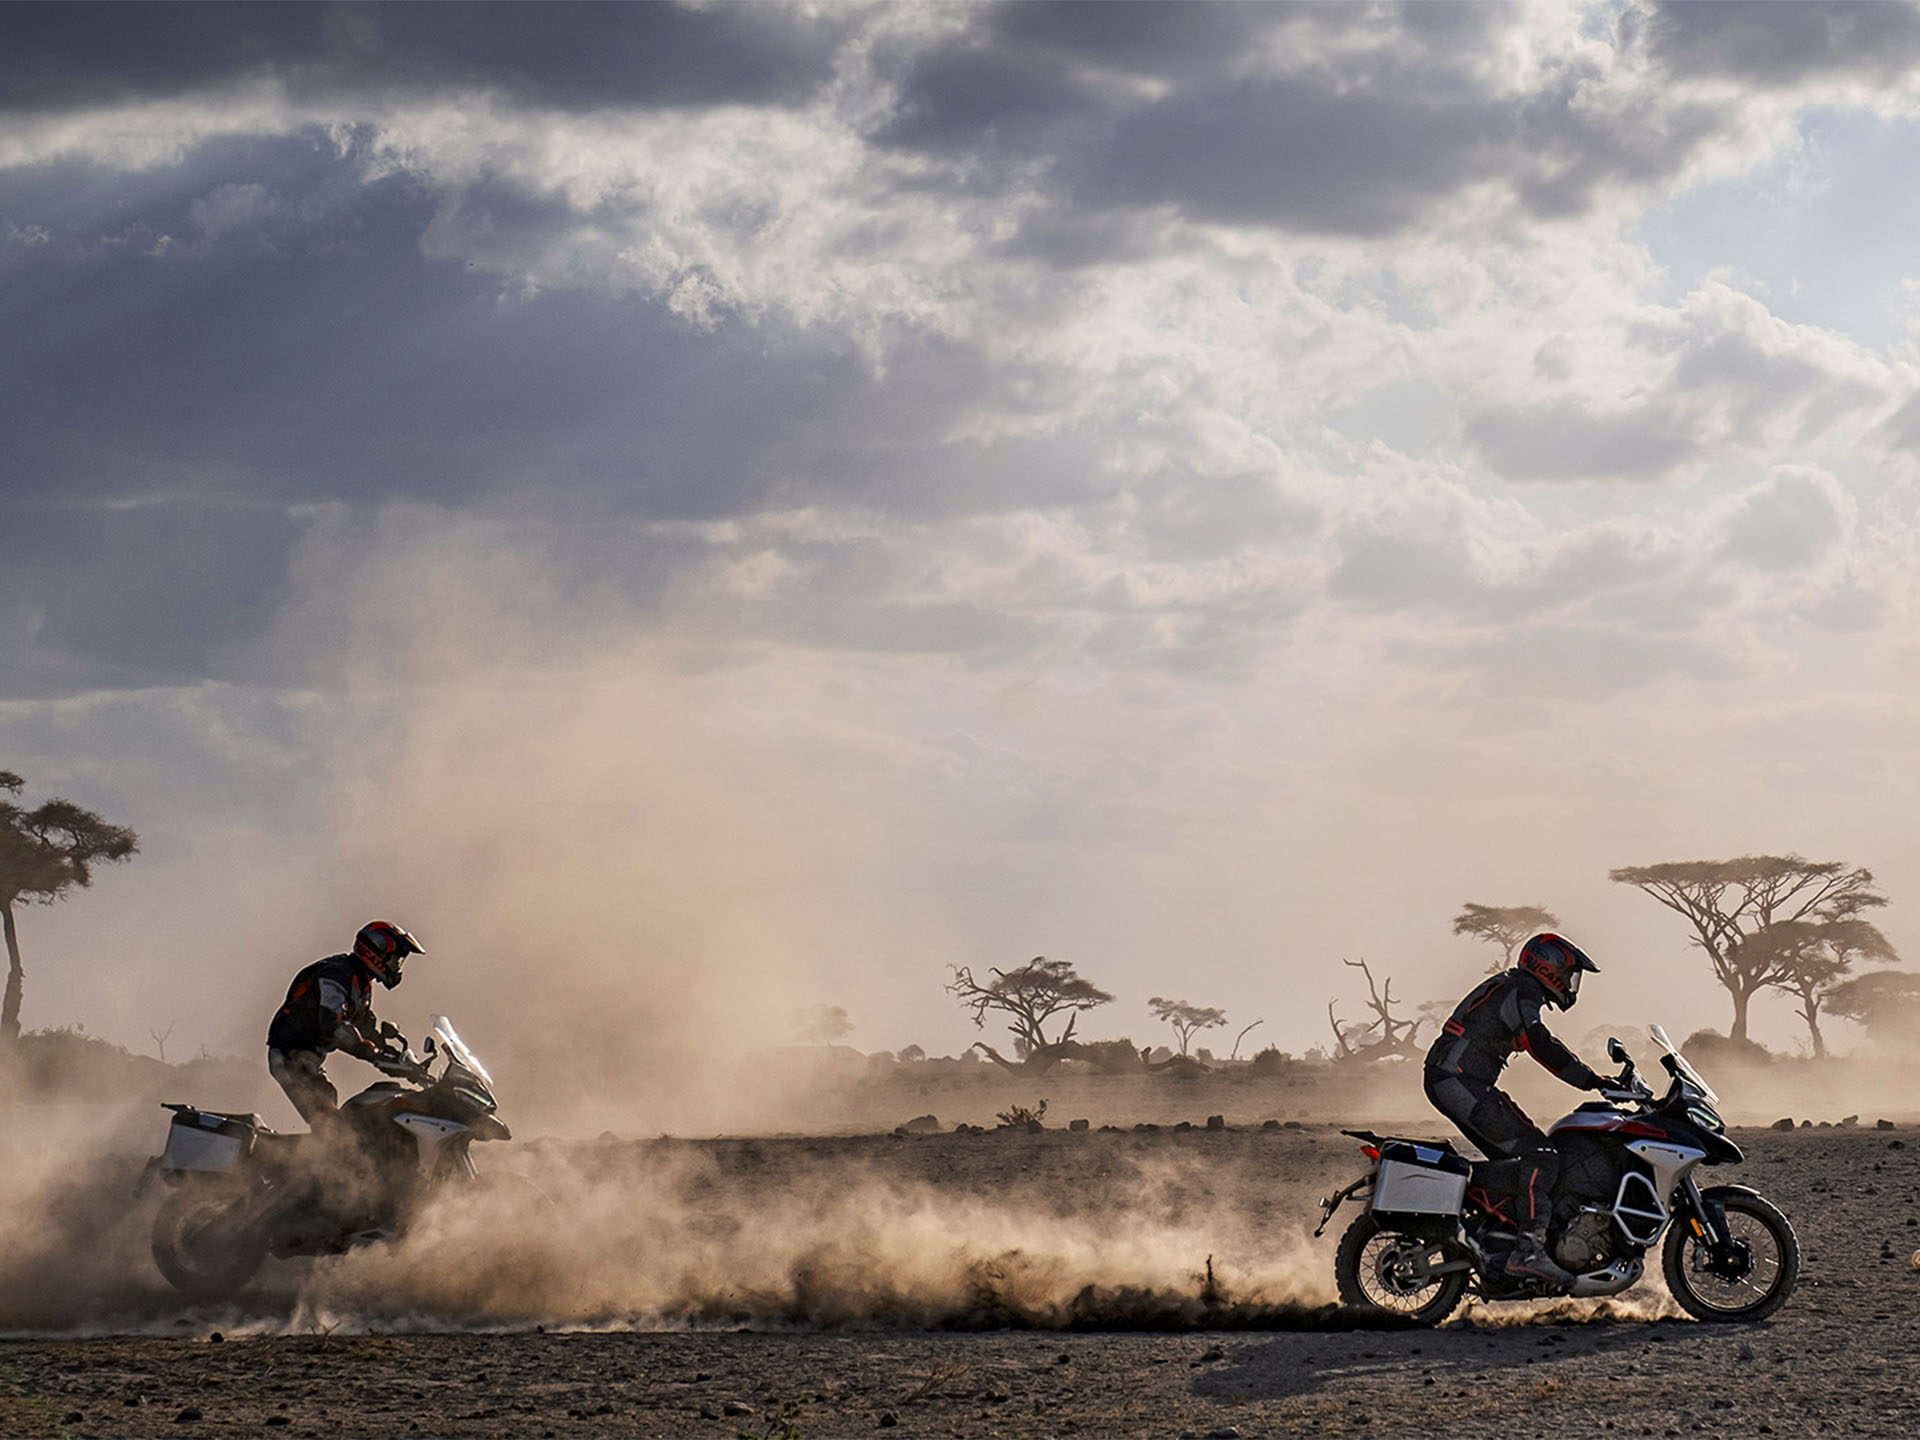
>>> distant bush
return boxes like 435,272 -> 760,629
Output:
1680,1029 -> 1773,1068
995,1099 -> 1048,1131
1250,1046 -> 1298,1076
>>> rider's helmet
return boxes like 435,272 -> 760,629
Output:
1517,932 -> 1598,1009
352,920 -> 424,990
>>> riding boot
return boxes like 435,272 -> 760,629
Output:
1503,1222 -> 1575,1287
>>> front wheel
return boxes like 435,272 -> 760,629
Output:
151,1182 -> 269,1301
1335,1213 -> 1468,1326
1662,1186 -> 1798,1322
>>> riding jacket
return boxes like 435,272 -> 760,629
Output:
1425,968 -> 1600,1091
266,953 -> 375,1055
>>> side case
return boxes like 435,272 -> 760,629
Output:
1371,1141 -> 1470,1216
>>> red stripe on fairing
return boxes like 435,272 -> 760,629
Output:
1550,1115 -> 1667,1140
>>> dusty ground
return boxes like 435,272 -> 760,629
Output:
3,1117 -> 1919,1439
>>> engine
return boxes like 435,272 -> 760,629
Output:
1553,1208 -> 1622,1272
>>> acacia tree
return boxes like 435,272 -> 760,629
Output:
1,771 -> 139,1044
1609,855 -> 1889,1044
1746,918 -> 1899,1057
1148,997 -> 1227,1057
1451,903 -> 1561,972
947,956 -> 1113,1071
1824,970 -> 1920,1046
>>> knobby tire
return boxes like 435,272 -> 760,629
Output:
1661,1185 -> 1798,1323
1335,1212 -> 1468,1327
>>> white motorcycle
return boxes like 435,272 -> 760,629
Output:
1317,1025 -> 1799,1325
139,1015 -> 510,1300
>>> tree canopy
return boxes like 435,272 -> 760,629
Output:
1,770 -> 139,1043
1147,996 -> 1227,1056
946,956 -> 1113,1069
1823,969 -> 1920,1044
1609,855 -> 1890,1044
1741,916 -> 1898,1056
1451,903 -> 1561,971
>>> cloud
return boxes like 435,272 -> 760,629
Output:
1719,468 -> 1847,570
186,179 -> 283,239
1641,0 -> 1920,87
0,1 -> 856,113
0,497 -> 305,697
1464,397 -> 1699,483
1459,279 -> 1904,483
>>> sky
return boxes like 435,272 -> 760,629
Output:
7,1 -> 1920,1117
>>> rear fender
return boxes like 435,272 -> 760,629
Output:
1315,1173 -> 1374,1238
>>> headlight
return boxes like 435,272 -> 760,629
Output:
1686,1104 -> 1724,1133
453,1085 -> 496,1113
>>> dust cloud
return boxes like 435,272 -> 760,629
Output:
0,1114 -> 1353,1336
293,1142 -> 1336,1333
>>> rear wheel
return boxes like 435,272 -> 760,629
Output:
1662,1186 -> 1798,1322
1335,1213 -> 1468,1326
151,1182 -> 268,1301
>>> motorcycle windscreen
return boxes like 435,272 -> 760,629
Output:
1648,1023 -> 1721,1104
430,1015 -> 495,1089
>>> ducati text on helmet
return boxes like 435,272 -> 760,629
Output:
352,920 -> 424,990
1517,932 -> 1598,1009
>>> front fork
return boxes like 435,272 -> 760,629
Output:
1676,1175 -> 1747,1277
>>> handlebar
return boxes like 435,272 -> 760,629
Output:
373,1049 -> 433,1084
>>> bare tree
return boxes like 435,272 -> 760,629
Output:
1744,917 -> 1898,1058
1610,855 -> 1890,1044
1327,958 -> 1425,1062
1228,1019 -> 1264,1061
1451,903 -> 1561,972
1,771 -> 139,1044
948,956 -> 1114,1072
1148,997 -> 1227,1056
150,1022 -> 175,1065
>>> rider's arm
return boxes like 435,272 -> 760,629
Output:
318,978 -> 383,1062
1513,988 -> 1603,1090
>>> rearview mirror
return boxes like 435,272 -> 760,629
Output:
1607,1038 -> 1628,1065
423,1035 -> 436,1057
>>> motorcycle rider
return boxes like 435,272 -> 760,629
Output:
1424,932 -> 1605,1286
266,921 -> 424,1126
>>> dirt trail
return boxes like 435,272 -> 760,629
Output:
2,1126 -> 1917,1437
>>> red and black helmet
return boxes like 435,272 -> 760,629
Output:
1517,932 -> 1598,1009
352,920 -> 424,990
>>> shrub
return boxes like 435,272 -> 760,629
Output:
1680,1029 -> 1773,1068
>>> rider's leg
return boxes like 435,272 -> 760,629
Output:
268,1047 -> 339,1126
1426,1072 -> 1572,1283
1502,1141 -> 1574,1284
